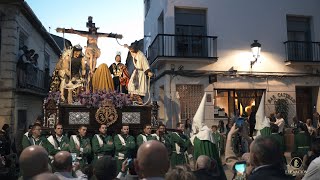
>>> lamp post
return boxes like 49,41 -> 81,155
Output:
250,40 -> 261,68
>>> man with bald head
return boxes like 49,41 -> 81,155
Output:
193,155 -> 219,180
53,151 -> 87,180
19,145 -> 49,179
134,140 -> 169,180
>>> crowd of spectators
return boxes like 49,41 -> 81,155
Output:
3,109 -> 320,180
17,45 -> 39,87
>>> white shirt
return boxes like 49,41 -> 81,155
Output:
303,157 -> 320,180
56,135 -> 63,142
275,118 -> 285,133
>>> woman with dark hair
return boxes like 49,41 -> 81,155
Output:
184,118 -> 192,138
218,120 -> 225,134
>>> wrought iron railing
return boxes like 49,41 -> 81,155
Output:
284,41 -> 320,62
17,63 -> 50,93
147,34 -> 218,64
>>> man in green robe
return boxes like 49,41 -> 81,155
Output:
114,123 -> 136,173
269,124 -> 285,153
292,124 -> 311,159
170,122 -> 190,167
136,123 -> 156,147
92,124 -> 114,163
69,125 -> 91,168
268,123 -> 287,165
46,123 -> 70,160
152,123 -> 172,156
21,123 -> 48,150
192,126 -> 227,180
212,125 -> 224,157
259,126 -> 271,136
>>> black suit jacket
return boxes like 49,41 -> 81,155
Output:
193,169 -> 221,180
248,165 -> 294,180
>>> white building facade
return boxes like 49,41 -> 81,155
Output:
144,0 -> 320,128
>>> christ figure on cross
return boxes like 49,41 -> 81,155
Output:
56,16 -> 123,77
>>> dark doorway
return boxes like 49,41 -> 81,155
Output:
296,87 -> 313,122
17,110 -> 27,130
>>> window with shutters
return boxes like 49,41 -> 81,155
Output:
286,16 -> 313,61
19,32 -> 27,49
176,84 -> 204,120
175,8 -> 207,57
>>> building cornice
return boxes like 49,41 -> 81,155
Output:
151,69 -> 320,83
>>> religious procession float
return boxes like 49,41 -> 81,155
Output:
42,17 -> 158,135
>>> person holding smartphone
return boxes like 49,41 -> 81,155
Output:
114,124 -> 136,174
116,158 -> 139,180
226,124 -> 253,179
233,161 -> 247,180
152,123 -> 172,155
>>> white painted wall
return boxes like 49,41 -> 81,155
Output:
145,0 -> 320,73
145,0 -> 320,125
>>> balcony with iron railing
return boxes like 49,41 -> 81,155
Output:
284,41 -> 320,64
17,63 -> 50,95
147,34 -> 218,65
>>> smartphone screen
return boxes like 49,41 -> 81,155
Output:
236,118 -> 244,128
235,163 -> 246,174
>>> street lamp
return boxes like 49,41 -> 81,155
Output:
250,40 -> 261,68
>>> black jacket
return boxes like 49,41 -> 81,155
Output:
248,165 -> 294,180
193,169 -> 221,180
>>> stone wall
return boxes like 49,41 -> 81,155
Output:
0,6 -> 19,129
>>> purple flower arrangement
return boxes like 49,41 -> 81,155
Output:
78,90 -> 132,108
